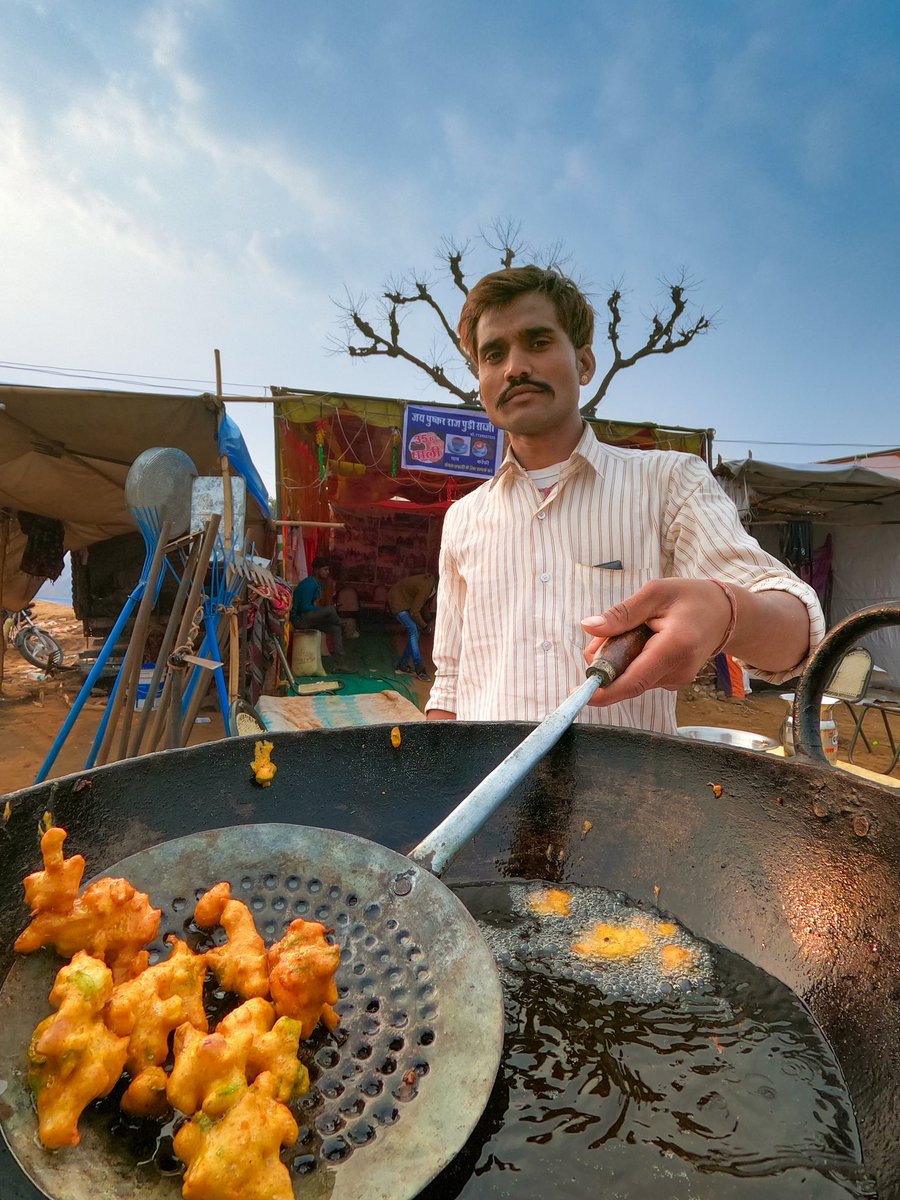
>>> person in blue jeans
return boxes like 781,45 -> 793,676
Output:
388,573 -> 436,681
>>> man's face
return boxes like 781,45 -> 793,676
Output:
315,565 -> 331,581
473,293 -> 595,438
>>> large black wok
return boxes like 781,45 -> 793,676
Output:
2,606 -> 900,1198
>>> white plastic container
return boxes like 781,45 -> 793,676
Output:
135,666 -> 163,711
779,693 -> 839,762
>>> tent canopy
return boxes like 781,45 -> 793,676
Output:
275,385 -> 713,518
0,384 -> 270,610
716,458 -> 900,524
274,387 -> 714,573
823,449 -> 900,478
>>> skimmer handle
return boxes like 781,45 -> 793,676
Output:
409,625 -> 654,876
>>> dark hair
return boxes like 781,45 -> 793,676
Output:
312,556 -> 331,570
458,265 -> 595,359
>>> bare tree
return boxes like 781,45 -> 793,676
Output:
330,223 -> 713,412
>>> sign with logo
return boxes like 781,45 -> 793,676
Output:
401,404 -> 504,480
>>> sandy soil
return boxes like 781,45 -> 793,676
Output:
0,602 -> 225,791
2,603 -> 898,794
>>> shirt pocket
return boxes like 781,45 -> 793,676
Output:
569,565 -> 656,646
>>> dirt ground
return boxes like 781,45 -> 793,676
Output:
0,602 -> 226,791
2,602 -> 899,794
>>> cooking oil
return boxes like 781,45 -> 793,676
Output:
421,881 -> 877,1200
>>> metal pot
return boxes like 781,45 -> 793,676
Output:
677,725 -> 780,752
2,604 -> 900,1198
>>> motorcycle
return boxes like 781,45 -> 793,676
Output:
2,606 -> 64,670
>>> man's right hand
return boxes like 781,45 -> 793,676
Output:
426,709 -> 456,721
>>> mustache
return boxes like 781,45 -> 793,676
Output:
497,378 -> 554,407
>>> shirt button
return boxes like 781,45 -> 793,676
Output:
540,572 -> 550,582
542,640 -> 552,651
537,512 -> 547,520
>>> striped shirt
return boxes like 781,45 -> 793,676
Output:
427,424 -> 825,733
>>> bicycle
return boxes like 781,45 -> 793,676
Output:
2,605 -> 65,670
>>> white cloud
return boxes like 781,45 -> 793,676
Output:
137,0 -> 209,105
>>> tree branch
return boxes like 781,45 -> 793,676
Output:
385,279 -> 469,364
332,228 -> 715,409
581,278 -> 713,416
341,303 -> 477,402
439,236 -> 471,298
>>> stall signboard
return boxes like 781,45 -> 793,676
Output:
401,404 -> 504,480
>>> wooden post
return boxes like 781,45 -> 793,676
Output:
145,514 -> 221,753
180,623 -> 230,744
127,530 -> 204,759
97,520 -> 172,765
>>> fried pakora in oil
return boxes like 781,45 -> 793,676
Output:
528,887 -> 572,917
193,882 -> 269,999
173,1072 -> 299,1200
22,825 -> 85,914
660,943 -> 696,973
121,1065 -> 170,1118
16,874 -> 162,983
572,922 -> 653,960
267,918 -> 340,1036
27,951 -> 129,1148
219,998 -> 309,1103
106,936 -> 208,1077
167,1022 -> 253,1118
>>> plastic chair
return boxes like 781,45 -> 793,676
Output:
835,648 -> 900,772
827,647 -> 873,703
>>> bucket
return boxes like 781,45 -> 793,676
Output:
135,666 -> 163,711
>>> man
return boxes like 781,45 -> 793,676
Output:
388,572 -> 436,681
425,266 -> 825,732
290,557 -> 349,671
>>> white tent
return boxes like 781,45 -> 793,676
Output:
715,459 -> 900,680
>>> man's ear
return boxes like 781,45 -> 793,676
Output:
577,346 -> 596,384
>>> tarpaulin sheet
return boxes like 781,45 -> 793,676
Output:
257,689 -> 424,732
273,388 -> 712,564
0,384 -> 270,609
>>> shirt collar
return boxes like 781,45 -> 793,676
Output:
487,422 -> 605,489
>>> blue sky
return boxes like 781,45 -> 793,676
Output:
1,0 -> 898,489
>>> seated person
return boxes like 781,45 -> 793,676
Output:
289,558 -> 349,672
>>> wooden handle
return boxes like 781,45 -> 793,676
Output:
587,624 -> 653,688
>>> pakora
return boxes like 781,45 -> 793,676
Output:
528,887 -> 573,916
15,826 -> 344,1195
22,825 -> 85,914
27,951 -> 129,1148
167,1022 -> 253,1118
173,1072 -> 299,1200
121,1065 -> 170,1119
660,943 -> 696,973
572,922 -> 653,960
250,739 -> 277,787
267,917 -> 340,1036
194,882 -> 269,999
219,998 -> 309,1102
106,936 -> 208,1076
16,874 -> 161,983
